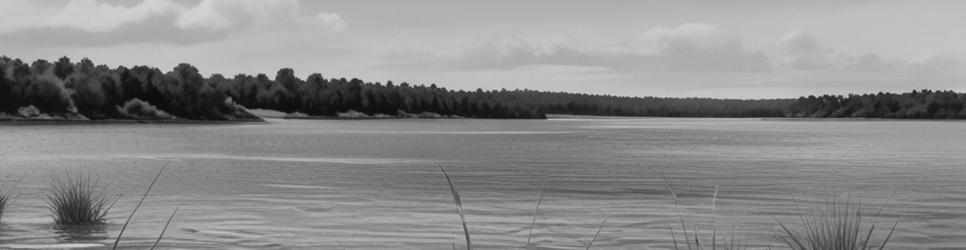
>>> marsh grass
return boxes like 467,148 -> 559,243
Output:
47,174 -> 117,225
439,165 -> 471,250
776,195 -> 898,250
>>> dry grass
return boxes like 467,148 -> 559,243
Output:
47,174 -> 116,225
776,195 -> 898,250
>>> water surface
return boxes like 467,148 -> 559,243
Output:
0,118 -> 964,249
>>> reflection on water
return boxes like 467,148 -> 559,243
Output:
0,118 -> 964,249
52,224 -> 109,243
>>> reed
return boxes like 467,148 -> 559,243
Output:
113,163 -> 168,250
585,219 -> 607,250
47,174 -> 114,225
151,200 -> 182,250
439,165 -> 471,250
776,195 -> 898,250
525,175 -> 550,248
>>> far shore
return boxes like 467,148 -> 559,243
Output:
0,117 -> 265,125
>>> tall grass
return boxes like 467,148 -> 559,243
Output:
439,165 -> 471,250
776,196 -> 898,250
47,174 -> 116,225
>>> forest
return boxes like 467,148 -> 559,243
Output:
1,55 -> 964,120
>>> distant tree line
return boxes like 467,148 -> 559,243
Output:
1,55 -> 964,120
788,90 -> 966,119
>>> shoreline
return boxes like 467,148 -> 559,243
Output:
0,118 -> 266,125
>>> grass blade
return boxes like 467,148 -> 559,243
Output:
113,162 -> 168,250
439,165 -> 471,250
526,175 -> 550,248
661,174 -> 679,205
151,200 -> 182,250
586,219 -> 607,250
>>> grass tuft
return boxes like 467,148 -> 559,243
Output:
776,195 -> 898,250
47,174 -> 114,225
439,165 -> 471,250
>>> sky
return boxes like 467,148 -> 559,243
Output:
1,0 -> 964,98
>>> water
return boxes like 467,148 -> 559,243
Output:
0,118 -> 964,249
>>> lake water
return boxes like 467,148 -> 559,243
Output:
0,118 -> 964,249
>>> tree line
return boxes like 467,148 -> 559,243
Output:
788,90 -> 966,119
1,55 -> 964,120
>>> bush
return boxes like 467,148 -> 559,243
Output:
116,98 -> 174,120
17,105 -> 42,118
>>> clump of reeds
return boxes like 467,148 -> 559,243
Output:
439,165 -> 471,250
47,174 -> 116,225
776,195 -> 898,250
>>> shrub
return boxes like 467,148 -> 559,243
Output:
116,98 -> 174,120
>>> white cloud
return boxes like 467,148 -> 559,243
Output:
0,0 -> 347,46
51,0 -> 181,33
634,23 -> 740,54
175,0 -> 341,32
316,13 -> 347,32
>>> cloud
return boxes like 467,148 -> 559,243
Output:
635,23 -> 771,73
775,31 -> 923,72
51,0 -> 182,33
0,0 -> 347,46
315,13 -> 347,32
447,38 -> 591,70
634,23 -> 740,53
438,23 -> 772,73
